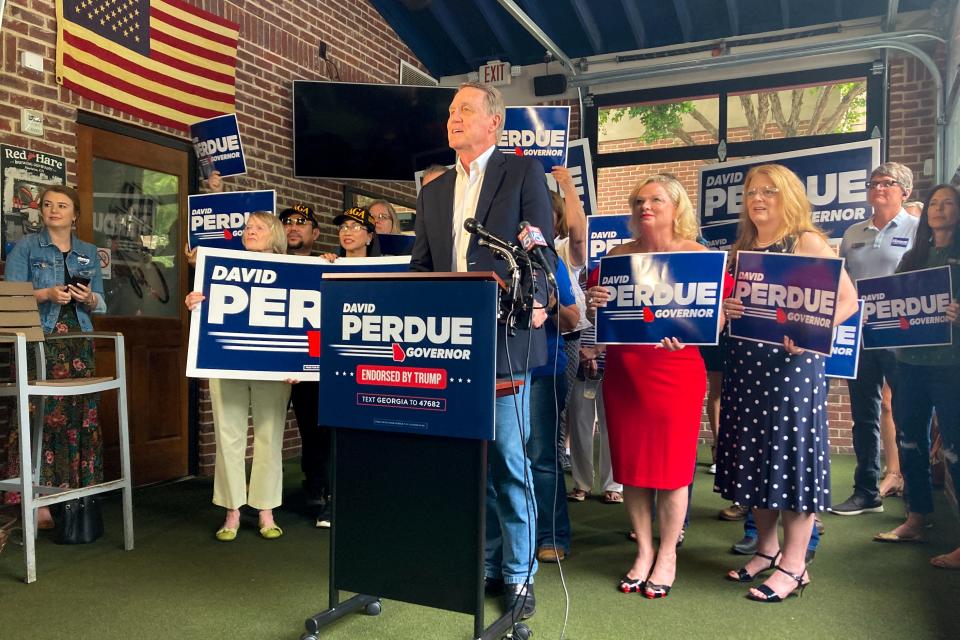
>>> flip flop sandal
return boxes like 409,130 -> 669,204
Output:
603,491 -> 624,504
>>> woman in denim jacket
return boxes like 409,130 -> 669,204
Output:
2,185 -> 105,529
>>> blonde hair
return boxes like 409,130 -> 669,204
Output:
368,199 -> 398,232
244,211 -> 287,254
730,164 -> 826,262
626,174 -> 699,241
550,191 -> 568,239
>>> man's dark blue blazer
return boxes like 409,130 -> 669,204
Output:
410,151 -> 554,376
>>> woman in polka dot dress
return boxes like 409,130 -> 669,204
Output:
715,164 -> 858,602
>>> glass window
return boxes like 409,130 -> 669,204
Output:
598,96 -> 720,154
727,78 -> 867,142
92,158 -> 180,318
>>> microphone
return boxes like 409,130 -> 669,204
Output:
518,221 -> 557,288
463,218 -> 524,258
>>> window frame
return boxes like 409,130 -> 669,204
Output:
584,63 -> 884,170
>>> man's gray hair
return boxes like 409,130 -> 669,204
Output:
872,162 -> 913,193
458,81 -> 506,140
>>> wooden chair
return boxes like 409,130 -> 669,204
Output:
0,281 -> 133,583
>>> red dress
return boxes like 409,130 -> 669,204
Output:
602,344 -> 705,489
588,263 -> 717,490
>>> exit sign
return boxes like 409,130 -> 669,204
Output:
479,61 -> 511,86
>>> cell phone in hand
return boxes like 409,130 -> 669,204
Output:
73,277 -> 91,287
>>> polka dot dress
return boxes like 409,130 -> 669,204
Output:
713,339 -> 831,512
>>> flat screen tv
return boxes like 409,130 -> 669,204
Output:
293,81 -> 456,181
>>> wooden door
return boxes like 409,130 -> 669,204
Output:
76,125 -> 190,485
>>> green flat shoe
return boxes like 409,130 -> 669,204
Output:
259,524 -> 283,540
215,525 -> 238,542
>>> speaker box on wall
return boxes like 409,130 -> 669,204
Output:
533,74 -> 568,97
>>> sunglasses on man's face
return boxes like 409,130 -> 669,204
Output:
283,217 -> 310,226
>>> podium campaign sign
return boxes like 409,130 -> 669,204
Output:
858,266 -> 954,349
730,251 -> 844,356
698,139 -> 881,250
498,106 -> 570,172
587,214 -> 631,271
188,190 -> 275,250
825,300 -> 864,379
319,278 -> 498,440
190,113 -> 247,178
186,248 -> 410,381
596,252 -> 726,345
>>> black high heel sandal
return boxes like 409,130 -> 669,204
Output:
726,549 -> 781,582
747,566 -> 809,603
618,575 -> 646,593
643,582 -> 671,599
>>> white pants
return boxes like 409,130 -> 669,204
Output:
567,378 -> 621,493
209,378 -> 292,510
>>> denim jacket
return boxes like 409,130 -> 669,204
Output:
5,228 -> 106,333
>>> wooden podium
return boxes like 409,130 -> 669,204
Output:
301,272 -> 531,640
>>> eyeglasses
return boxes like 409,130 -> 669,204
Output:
338,223 -> 365,233
373,213 -> 393,222
867,179 -> 901,190
283,217 -> 310,226
745,186 -> 780,199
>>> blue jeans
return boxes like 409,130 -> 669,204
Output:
485,373 -> 537,585
845,348 -> 899,501
528,374 -> 571,554
743,511 -> 820,551
894,362 -> 960,515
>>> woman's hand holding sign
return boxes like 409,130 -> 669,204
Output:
722,297 -> 744,320
946,299 -> 959,325
185,291 -> 205,311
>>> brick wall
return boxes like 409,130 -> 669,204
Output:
0,0 -> 426,476
592,53 -> 943,455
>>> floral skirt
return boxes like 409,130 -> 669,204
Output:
1,305 -> 102,504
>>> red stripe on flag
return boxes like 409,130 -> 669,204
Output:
307,331 -> 321,358
62,31 -> 235,104
61,77 -> 189,130
62,53 -> 224,119
163,0 -> 240,31
150,28 -> 235,67
149,47 -> 236,86
152,6 -> 238,48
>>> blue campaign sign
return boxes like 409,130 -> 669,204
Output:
186,248 -> 410,381
596,251 -> 726,345
587,214 -> 632,271
378,233 -> 416,256
729,251 -> 844,356
187,190 -> 276,250
699,139 -> 881,249
857,266 -> 954,349
190,113 -> 247,177
546,138 -> 597,216
498,106 -> 570,172
826,300 -> 864,379
318,278 -> 498,440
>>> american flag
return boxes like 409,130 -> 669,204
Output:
56,0 -> 240,131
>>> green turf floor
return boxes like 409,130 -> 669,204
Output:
1,448 -> 958,640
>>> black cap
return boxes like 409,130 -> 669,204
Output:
332,206 -> 375,232
279,203 -> 318,226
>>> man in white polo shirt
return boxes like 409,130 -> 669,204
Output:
830,162 -> 919,516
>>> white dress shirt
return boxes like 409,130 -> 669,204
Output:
452,145 -> 497,272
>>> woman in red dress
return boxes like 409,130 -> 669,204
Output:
586,175 -> 712,599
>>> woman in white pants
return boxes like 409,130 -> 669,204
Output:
566,323 -> 622,503
185,212 -> 293,541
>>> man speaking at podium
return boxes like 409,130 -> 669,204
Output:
410,82 -> 553,620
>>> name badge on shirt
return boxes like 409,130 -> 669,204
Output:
890,237 -> 909,248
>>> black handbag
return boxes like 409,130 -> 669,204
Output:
52,496 -> 104,545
